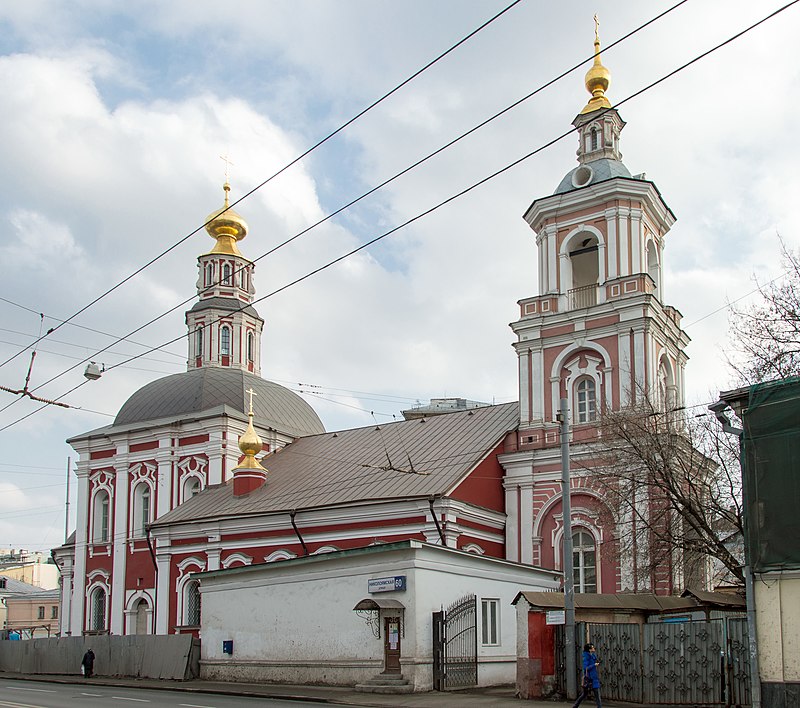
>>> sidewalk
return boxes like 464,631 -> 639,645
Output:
0,672 -> 635,707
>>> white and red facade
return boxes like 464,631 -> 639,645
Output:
54,57 -> 695,640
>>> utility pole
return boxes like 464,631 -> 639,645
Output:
558,397 -> 577,700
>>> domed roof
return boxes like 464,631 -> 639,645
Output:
554,157 -> 632,195
114,368 -> 325,437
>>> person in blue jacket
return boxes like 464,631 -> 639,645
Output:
572,642 -> 602,708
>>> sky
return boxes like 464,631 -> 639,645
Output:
0,0 -> 798,554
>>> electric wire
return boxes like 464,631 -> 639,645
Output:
0,0 -> 524,374
2,1 -> 797,433
0,0 -> 693,407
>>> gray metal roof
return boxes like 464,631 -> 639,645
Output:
0,575 -> 53,596
554,157 -> 632,195
151,401 -> 519,526
113,368 -> 324,437
513,590 -> 745,612
188,296 -> 262,321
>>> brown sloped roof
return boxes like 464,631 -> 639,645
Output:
512,590 -> 745,612
151,401 -> 519,527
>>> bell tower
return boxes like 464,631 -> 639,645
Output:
185,181 -> 264,375
512,27 -> 688,433
500,26 -> 690,592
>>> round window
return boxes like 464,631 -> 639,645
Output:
572,165 -> 593,188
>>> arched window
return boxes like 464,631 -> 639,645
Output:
591,127 -> 600,151
134,598 -> 149,635
195,326 -> 203,358
247,333 -> 254,362
90,587 -> 107,631
132,483 -> 151,537
222,263 -> 232,285
220,326 -> 231,356
182,477 -> 201,503
184,580 -> 201,626
204,262 -> 213,287
572,529 -> 597,593
93,490 -> 110,543
576,378 -> 597,423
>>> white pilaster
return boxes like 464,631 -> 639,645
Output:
605,209 -> 618,280
630,208 -> 643,274
518,351 -> 530,426
70,467 -> 90,635
520,483 -> 534,564
618,207 -> 630,276
504,485 -> 519,562
111,457 -> 129,635
155,444 -> 172,517
531,349 -> 544,423
155,550 -> 171,634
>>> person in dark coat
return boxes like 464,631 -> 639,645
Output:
572,643 -> 602,708
81,648 -> 95,678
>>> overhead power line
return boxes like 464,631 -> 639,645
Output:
1,0 -> 692,407
2,0 -> 797,432
0,0 -> 524,374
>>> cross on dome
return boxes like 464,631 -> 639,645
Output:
246,387 -> 257,416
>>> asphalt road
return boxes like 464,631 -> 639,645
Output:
0,679 -> 344,708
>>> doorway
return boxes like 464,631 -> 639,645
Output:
383,616 -> 401,673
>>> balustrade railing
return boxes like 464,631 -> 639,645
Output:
568,284 -> 598,309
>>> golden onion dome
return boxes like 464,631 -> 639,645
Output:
233,387 -> 267,472
235,412 -> 266,471
580,19 -> 612,115
205,181 -> 248,257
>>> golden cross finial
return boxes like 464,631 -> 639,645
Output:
245,387 -> 257,415
593,14 -> 600,43
220,154 -> 234,183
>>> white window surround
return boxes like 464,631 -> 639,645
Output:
311,545 -> 340,555
575,376 -> 598,423
91,488 -> 111,544
220,326 -> 231,356
572,528 -> 598,593
265,550 -> 297,562
221,552 -> 253,569
462,543 -> 485,555
481,598 -> 500,646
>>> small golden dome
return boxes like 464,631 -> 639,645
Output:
205,182 -> 248,257
235,412 -> 267,471
580,19 -> 612,115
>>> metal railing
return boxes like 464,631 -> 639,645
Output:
568,284 -> 598,310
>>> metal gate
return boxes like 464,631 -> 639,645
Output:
586,622 -> 643,703
727,617 -> 751,707
555,619 -> 750,706
642,621 -> 724,705
432,594 -> 477,690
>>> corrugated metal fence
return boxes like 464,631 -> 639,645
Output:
0,635 -> 199,680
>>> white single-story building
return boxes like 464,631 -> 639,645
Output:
198,539 -> 560,691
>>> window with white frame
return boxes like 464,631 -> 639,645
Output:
90,587 -> 107,631
93,490 -> 110,543
184,579 -> 201,626
182,477 -> 202,503
132,483 -> 151,537
222,263 -> 232,285
195,326 -> 203,358
220,326 -> 231,356
575,377 -> 597,423
481,598 -> 500,645
572,529 -> 598,593
247,332 -> 254,362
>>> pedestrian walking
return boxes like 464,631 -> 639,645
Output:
573,642 -> 602,708
81,648 -> 95,678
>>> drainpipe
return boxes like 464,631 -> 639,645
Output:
558,397 -> 577,701
290,510 -> 309,556
709,400 -> 761,708
428,496 -> 445,545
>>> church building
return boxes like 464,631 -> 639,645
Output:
53,30 -> 693,642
